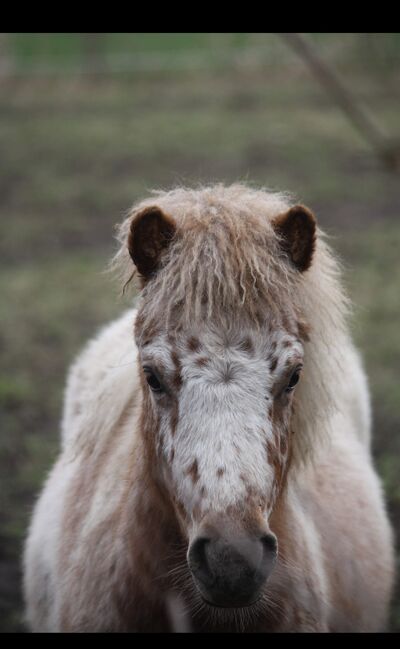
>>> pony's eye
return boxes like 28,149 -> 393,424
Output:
143,367 -> 163,393
286,367 -> 301,392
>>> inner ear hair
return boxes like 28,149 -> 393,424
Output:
274,204 -> 316,273
128,206 -> 176,282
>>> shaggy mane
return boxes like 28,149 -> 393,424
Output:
112,183 -> 351,463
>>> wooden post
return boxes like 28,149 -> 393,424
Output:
279,33 -> 400,172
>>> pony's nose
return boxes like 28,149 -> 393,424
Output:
188,532 -> 277,607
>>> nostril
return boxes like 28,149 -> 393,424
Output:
188,537 -> 212,582
260,533 -> 278,582
261,533 -> 278,556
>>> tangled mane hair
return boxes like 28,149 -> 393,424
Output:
112,183 -> 351,463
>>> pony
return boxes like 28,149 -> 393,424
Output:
23,184 -> 394,632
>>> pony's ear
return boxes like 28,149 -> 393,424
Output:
128,206 -> 176,281
273,205 -> 316,273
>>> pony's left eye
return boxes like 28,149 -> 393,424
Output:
143,367 -> 164,393
285,367 -> 302,392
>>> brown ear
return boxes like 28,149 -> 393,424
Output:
274,205 -> 316,273
128,206 -> 176,281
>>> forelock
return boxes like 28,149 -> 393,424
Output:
116,184 -> 300,330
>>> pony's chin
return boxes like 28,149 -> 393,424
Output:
199,594 -> 262,610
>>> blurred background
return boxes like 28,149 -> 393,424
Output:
0,33 -> 399,632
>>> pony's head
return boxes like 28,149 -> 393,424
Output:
114,185 -> 339,611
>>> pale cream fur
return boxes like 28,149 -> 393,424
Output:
23,184 -> 394,632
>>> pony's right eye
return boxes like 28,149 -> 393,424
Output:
143,367 -> 164,393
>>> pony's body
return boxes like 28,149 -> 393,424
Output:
24,185 -> 394,632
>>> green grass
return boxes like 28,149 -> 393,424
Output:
7,33 -> 400,75
0,40 -> 399,631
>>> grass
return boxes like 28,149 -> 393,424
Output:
0,36 -> 399,631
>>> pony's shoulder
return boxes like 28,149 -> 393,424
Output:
61,308 -> 139,449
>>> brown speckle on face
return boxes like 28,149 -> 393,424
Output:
238,337 -> 254,355
186,459 -> 200,484
195,356 -> 209,368
172,373 -> 182,391
187,336 -> 201,353
200,485 -> 207,499
283,340 -> 292,348
166,332 -> 176,346
270,357 -> 278,373
216,467 -> 225,479
246,483 -> 255,497
170,350 -> 182,390
170,349 -> 180,367
169,447 -> 175,463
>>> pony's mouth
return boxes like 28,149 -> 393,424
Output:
190,572 -> 265,610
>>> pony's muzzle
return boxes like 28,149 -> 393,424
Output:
188,528 -> 277,608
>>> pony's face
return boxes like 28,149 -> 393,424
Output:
128,199 -> 315,609
136,316 -> 304,607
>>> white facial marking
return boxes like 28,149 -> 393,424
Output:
139,323 -> 303,532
